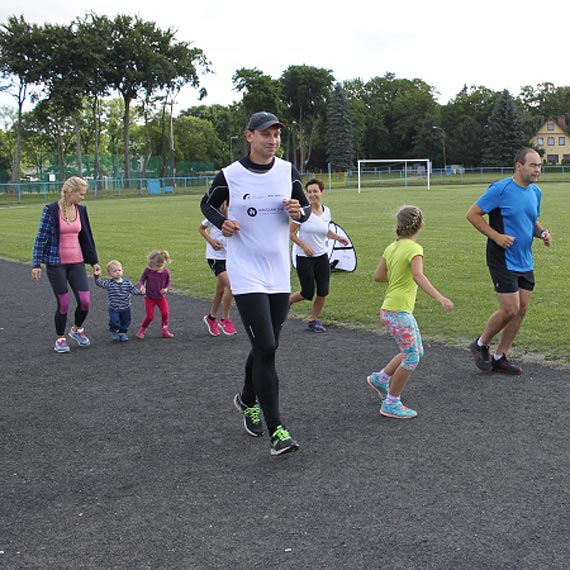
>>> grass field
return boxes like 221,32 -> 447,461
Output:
1,182 -> 567,363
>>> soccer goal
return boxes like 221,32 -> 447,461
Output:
357,159 -> 431,192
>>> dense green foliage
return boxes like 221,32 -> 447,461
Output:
482,90 -> 526,166
326,83 -> 355,169
2,14 -> 570,182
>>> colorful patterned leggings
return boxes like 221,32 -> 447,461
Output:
380,309 -> 424,371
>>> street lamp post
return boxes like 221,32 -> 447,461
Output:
169,99 -> 176,181
433,126 -> 447,171
229,135 -> 238,162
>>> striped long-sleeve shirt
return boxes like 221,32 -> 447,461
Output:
94,277 -> 141,311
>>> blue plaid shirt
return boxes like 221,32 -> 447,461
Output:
32,202 -> 98,267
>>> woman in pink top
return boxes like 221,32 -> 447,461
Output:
32,177 -> 100,353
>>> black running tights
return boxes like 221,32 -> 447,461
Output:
233,292 -> 290,434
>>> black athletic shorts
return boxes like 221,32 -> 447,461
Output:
207,258 -> 226,277
488,265 -> 535,294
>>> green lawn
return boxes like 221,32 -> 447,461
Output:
1,183 -> 567,362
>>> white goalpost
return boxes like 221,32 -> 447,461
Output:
357,159 -> 431,192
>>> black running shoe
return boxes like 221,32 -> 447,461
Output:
469,338 -> 492,372
270,425 -> 300,457
233,393 -> 263,437
491,354 -> 523,375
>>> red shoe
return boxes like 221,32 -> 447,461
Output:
219,318 -> 237,335
161,326 -> 174,338
203,314 -> 220,336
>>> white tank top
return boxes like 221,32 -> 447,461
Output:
223,158 -> 292,294
293,204 -> 331,258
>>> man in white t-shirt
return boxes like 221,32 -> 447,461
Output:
200,112 -> 311,456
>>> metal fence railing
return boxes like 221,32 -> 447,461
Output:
2,165 -> 569,204
0,175 -> 215,203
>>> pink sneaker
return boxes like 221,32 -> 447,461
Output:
203,315 -> 220,336
161,326 -> 174,338
219,318 -> 237,335
136,327 -> 146,339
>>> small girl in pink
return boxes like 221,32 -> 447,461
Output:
136,250 -> 174,338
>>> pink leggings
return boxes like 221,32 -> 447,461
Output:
141,297 -> 169,329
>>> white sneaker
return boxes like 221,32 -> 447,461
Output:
54,338 -> 70,353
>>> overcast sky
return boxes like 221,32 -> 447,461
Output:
2,0 -> 569,115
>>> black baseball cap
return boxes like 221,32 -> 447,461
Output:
246,112 -> 285,131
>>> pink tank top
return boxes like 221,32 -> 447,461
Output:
59,209 -> 84,264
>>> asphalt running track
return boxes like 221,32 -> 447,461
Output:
1,257 -> 569,570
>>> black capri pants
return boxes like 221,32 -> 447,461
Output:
295,253 -> 330,300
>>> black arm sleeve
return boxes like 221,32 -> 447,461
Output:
200,171 -> 229,229
291,165 -> 311,223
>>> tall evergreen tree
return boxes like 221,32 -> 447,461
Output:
326,83 -> 354,170
482,90 -> 526,166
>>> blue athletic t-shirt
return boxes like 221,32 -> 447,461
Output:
476,177 -> 541,272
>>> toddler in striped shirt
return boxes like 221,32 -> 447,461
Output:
94,260 -> 143,342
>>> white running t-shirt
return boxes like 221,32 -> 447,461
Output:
201,219 -> 227,261
223,157 -> 293,294
293,205 -> 331,258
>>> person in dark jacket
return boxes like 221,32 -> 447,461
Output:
32,176 -> 100,353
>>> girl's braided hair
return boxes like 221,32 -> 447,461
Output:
396,205 -> 423,238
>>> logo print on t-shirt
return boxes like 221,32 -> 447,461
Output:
247,207 -> 257,217
243,193 -> 251,200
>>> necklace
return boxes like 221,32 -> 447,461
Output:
60,201 -> 75,223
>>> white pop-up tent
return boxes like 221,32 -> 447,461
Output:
291,221 -> 357,272
327,221 -> 357,272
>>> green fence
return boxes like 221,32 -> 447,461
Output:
0,175 -> 215,204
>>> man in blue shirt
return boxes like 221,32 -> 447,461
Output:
466,148 -> 552,375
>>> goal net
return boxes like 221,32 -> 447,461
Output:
357,159 -> 431,192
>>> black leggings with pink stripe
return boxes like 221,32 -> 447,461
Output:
46,263 -> 90,336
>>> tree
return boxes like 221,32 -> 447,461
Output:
342,78 -> 368,159
326,83 -> 354,169
518,83 -> 570,142
0,16 -> 46,182
346,73 -> 436,160
442,85 -> 499,166
105,14 -> 209,184
31,98 -> 76,180
0,105 -> 17,181
482,90 -> 526,166
412,118 -> 443,165
36,21 -> 92,177
451,116 -> 484,167
73,13 -> 115,182
180,103 -> 243,164
174,115 -> 224,165
232,68 -> 282,124
280,65 -> 334,170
